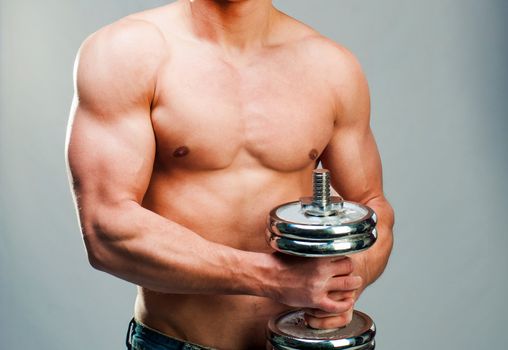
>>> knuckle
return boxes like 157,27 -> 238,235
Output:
307,274 -> 321,288
310,293 -> 323,307
332,305 -> 344,314
342,277 -> 353,290
326,300 -> 342,313
354,276 -> 363,289
322,300 -> 340,314
310,296 -> 319,307
339,300 -> 353,313
315,299 -> 328,311
343,276 -> 361,290
317,263 -> 330,280
343,258 -> 354,274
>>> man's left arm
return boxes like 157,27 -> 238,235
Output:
320,51 -> 395,298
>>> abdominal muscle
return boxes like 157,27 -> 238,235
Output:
134,291 -> 286,349
133,165 -> 315,349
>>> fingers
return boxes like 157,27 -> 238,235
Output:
303,273 -> 360,330
316,294 -> 356,314
304,309 -> 354,329
303,298 -> 354,318
270,253 -> 362,315
308,275 -> 361,314
329,256 -> 355,276
327,275 -> 363,292
328,290 -> 355,301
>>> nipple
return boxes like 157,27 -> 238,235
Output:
309,149 -> 319,161
173,146 -> 190,158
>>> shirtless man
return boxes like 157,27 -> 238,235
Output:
65,0 -> 394,349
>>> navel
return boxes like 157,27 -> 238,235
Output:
173,146 -> 190,158
309,149 -> 319,161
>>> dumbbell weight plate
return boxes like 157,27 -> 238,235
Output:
267,199 -> 377,257
267,310 -> 376,350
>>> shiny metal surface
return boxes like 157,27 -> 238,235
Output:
266,199 -> 377,257
267,310 -> 376,350
305,169 -> 339,216
265,169 -> 378,348
267,229 -> 377,257
269,200 -> 376,238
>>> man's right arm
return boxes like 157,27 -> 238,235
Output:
66,18 -> 267,297
65,19 -> 357,315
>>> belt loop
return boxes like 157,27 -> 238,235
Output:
126,318 -> 136,349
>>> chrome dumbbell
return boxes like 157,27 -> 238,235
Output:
266,169 -> 377,350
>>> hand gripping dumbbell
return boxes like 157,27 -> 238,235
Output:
265,169 -> 378,350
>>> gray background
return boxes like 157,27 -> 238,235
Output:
1,0 -> 507,348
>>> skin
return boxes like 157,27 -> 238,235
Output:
65,0 -> 394,349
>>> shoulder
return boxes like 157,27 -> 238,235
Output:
305,36 -> 369,110
279,15 -> 369,122
309,38 -> 369,124
277,11 -> 363,74
76,16 -> 167,77
277,14 -> 369,120
299,35 -> 365,88
74,16 -> 169,106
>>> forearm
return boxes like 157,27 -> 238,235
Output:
351,196 -> 394,296
81,200 -> 272,296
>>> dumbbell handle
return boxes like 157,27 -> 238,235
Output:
302,169 -> 349,328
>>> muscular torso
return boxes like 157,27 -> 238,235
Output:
128,4 -> 339,349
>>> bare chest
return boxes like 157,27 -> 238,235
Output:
150,47 -> 336,172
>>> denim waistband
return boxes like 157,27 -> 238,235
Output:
126,318 -> 215,350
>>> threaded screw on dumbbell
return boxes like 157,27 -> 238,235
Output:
311,169 -> 331,212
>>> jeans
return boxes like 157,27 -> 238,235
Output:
126,318 -> 215,350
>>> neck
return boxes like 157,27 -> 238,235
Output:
181,0 -> 277,51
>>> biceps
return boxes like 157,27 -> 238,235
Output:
66,102 -> 155,207
321,127 -> 383,202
